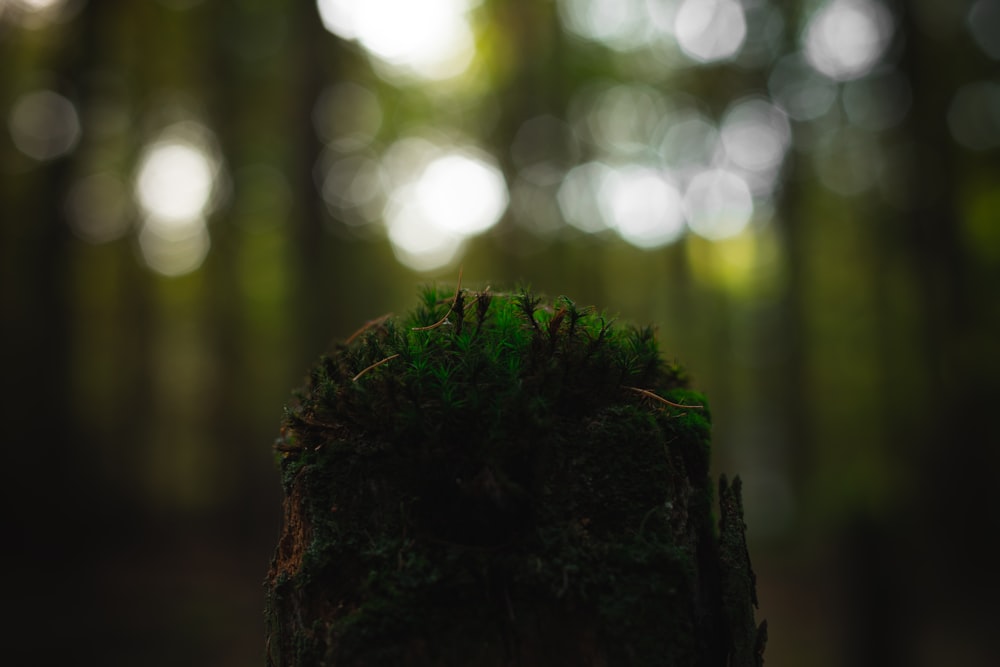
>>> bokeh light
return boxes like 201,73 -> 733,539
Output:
803,0 -> 894,81
138,216 -> 212,277
571,83 -> 668,158
415,152 -> 508,236
509,164 -> 567,238
601,164 -> 685,248
133,122 -> 224,276
947,81 -> 1000,151
316,0 -> 476,81
659,109 -> 721,177
556,0 -> 672,52
135,138 -> 218,222
674,0 -> 747,63
385,197 -> 465,272
318,151 -> 387,227
561,90 -> 786,248
968,0 -> 1000,60
557,161 -> 614,234
768,52 -> 838,121
0,0 -> 77,29
684,168 -> 754,240
719,96 -> 791,195
7,89 -> 81,161
381,137 -> 508,271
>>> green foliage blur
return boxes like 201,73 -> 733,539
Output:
1,0 -> 998,665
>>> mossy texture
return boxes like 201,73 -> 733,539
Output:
265,286 -> 765,666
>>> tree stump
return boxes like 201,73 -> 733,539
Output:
265,286 -> 766,666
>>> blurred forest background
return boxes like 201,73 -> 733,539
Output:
1,0 -> 998,665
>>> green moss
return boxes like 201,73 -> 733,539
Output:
265,285 -> 763,666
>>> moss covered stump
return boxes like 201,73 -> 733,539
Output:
265,286 -> 766,666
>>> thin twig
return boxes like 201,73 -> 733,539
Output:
412,266 -> 464,331
345,313 -> 393,345
352,353 -> 400,382
624,386 -> 704,410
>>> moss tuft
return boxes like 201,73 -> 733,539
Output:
265,286 -> 763,666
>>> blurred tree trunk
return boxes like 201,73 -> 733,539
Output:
893,0 -> 999,653
838,4 -> 1000,664
0,2 -> 109,661
288,1 -> 342,359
